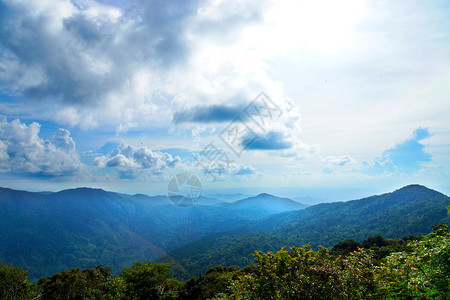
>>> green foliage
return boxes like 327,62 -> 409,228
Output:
217,246 -> 377,299
330,239 -> 362,255
360,235 -> 420,261
376,224 -> 450,299
218,223 -> 450,300
1,222 -> 448,299
119,261 -> 183,299
180,266 -> 240,300
101,277 -> 126,300
159,232 -> 286,280
38,266 -> 111,300
0,264 -> 38,300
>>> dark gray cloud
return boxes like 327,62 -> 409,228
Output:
0,4 -> 115,106
173,104 -> 247,124
63,14 -> 104,44
0,0 -> 200,107
245,131 -> 292,150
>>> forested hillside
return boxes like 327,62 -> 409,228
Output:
159,185 -> 450,279
0,187 -> 304,280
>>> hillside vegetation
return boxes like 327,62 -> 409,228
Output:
1,223 -> 448,299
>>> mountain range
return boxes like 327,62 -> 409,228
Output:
158,184 -> 450,279
0,184 -> 448,281
0,187 -> 305,280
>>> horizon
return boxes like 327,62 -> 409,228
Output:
1,182 -> 447,205
1,0 -> 449,200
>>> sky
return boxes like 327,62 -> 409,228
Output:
0,0 -> 449,201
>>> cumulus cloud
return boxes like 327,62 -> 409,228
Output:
324,155 -> 354,166
206,161 -> 256,176
232,164 -> 256,175
0,115 -> 82,176
0,0 -> 198,128
362,128 -> 432,176
93,143 -> 181,179
0,0 -> 306,132
0,0 -> 312,159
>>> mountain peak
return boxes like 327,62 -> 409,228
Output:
71,187 -> 105,192
256,193 -> 275,198
401,184 -> 427,189
55,187 -> 108,196
394,184 -> 443,195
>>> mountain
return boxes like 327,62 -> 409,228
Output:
196,196 -> 227,206
205,193 -> 253,202
292,196 -> 328,205
250,184 -> 450,240
230,193 -> 308,216
4,184 -> 447,282
159,185 -> 450,280
0,187 -> 304,280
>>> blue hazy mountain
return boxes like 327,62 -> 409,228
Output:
292,196 -> 329,205
228,193 -> 308,217
3,184 -> 448,281
0,187 -> 304,280
205,193 -> 253,202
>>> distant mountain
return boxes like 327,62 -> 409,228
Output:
206,193 -> 253,202
292,196 -> 328,205
159,185 -> 450,280
196,196 -> 227,206
230,193 -> 308,217
251,185 -> 450,240
0,187 -> 304,280
127,194 -> 226,206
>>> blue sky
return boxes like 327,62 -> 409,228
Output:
0,0 -> 449,200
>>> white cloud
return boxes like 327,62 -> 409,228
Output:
1,0 -> 449,191
55,107 -> 98,130
324,155 -> 354,166
0,0 -> 310,138
0,115 -> 82,176
93,143 -> 181,179
229,163 -> 256,176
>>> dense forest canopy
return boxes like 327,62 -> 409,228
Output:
1,223 -> 448,299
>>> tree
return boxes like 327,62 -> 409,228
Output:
180,265 -> 239,299
363,235 -> 389,248
38,265 -> 111,299
331,239 -> 362,255
38,268 -> 88,299
120,261 -> 182,299
218,246 -> 377,299
0,263 -> 38,300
